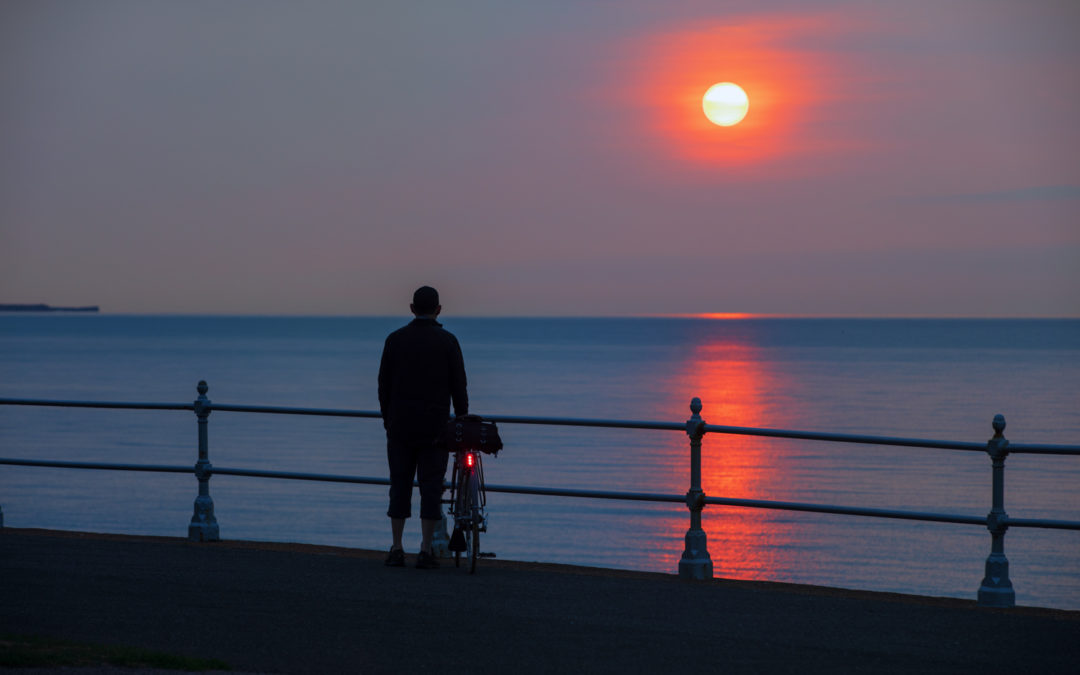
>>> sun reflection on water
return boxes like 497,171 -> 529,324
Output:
637,335 -> 819,581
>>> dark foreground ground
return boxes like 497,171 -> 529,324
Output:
1,528 -> 1077,674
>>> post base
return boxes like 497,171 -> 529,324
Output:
188,494 -> 219,542
188,521 -> 220,542
187,520 -> 219,542
679,556 -> 713,581
977,584 -> 1015,608
678,529 -> 713,580
977,551 -> 1014,607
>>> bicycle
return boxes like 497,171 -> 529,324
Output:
447,446 -> 488,573
442,414 -> 502,573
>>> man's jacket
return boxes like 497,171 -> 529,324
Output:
378,318 -> 469,445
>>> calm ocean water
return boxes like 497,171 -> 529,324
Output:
1,315 -> 1078,609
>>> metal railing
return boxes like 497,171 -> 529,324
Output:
2,380 -> 1078,608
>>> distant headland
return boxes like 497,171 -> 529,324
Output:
0,304 -> 100,313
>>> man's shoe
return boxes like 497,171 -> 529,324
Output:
384,547 -> 406,567
416,549 -> 440,569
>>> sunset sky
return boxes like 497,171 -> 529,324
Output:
2,0 -> 1077,316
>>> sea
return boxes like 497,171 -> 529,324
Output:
1,315 -> 1078,609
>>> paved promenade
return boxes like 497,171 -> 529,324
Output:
2,528 -> 1077,674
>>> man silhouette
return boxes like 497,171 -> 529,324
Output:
378,286 -> 468,568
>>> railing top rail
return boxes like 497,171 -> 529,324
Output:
0,397 -> 193,412
482,413 -> 685,432
1004,443 -> 1080,455
3,396 -> 1079,456
701,423 -> 988,452
210,403 -> 383,418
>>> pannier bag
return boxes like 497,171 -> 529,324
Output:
443,414 -> 503,455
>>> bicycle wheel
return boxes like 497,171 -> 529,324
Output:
454,471 -> 470,569
467,470 -> 481,574
469,516 -> 480,574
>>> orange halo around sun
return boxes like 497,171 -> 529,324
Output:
624,17 -> 838,166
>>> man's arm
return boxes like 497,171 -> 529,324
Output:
449,335 -> 468,417
377,337 -> 393,429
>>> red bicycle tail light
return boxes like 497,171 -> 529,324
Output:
465,452 -> 475,468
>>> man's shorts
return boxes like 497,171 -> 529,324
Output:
386,437 -> 449,520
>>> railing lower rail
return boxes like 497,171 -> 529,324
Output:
2,382 -> 1079,608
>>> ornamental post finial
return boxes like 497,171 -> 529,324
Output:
992,414 -> 1006,439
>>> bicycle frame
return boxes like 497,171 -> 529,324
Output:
448,449 -> 486,526
447,449 -> 488,572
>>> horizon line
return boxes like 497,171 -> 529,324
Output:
6,310 -> 1079,320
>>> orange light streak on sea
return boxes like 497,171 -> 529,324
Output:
630,332 -> 823,581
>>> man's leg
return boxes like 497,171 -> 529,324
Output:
392,517 -> 406,552
386,437 -> 417,551
417,447 -> 450,555
420,518 -> 436,555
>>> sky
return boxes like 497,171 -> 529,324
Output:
1,0 -> 1078,316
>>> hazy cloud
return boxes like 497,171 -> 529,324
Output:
1,0 -> 1077,315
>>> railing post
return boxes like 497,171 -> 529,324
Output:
188,380 -> 220,542
679,397 -> 713,580
977,414 -> 1013,607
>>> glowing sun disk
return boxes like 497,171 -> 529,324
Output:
703,82 -> 749,127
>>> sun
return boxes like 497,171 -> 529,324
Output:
702,82 -> 749,127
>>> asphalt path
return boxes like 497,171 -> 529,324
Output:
1,528 -> 1077,674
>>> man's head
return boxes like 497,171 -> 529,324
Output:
410,286 -> 441,317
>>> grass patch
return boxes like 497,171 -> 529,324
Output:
0,633 -> 232,671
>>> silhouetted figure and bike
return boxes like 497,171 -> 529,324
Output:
378,286 -> 501,572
